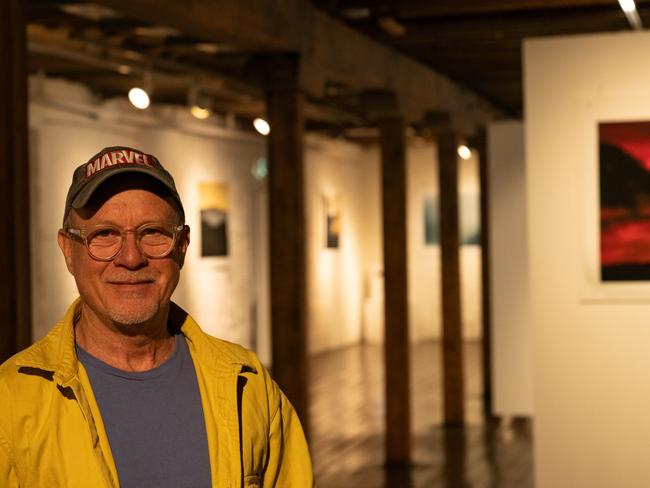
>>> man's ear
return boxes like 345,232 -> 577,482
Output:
177,225 -> 190,268
57,229 -> 75,275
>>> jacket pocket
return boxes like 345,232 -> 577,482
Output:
244,474 -> 260,487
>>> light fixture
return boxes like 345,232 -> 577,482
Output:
128,87 -> 150,109
253,117 -> 270,136
619,0 -> 643,30
128,71 -> 152,110
191,106 -> 211,120
188,83 -> 211,120
457,144 -> 471,160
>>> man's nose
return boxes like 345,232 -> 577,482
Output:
113,232 -> 147,268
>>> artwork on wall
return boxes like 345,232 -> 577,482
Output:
424,195 -> 439,245
323,193 -> 341,249
423,192 -> 481,246
599,121 -> 650,281
199,182 -> 229,257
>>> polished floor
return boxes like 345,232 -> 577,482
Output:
309,342 -> 534,488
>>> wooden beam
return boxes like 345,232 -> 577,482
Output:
472,130 -> 495,420
437,130 -> 465,425
265,53 -> 309,435
0,0 -> 31,362
379,114 -> 411,466
330,0 -> 643,18
92,0 -> 501,130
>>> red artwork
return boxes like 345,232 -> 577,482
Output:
600,121 -> 650,280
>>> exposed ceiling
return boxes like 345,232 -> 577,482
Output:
313,0 -> 650,116
25,0 -> 650,137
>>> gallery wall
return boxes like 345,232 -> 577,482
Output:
27,76 -> 486,366
406,142 -> 483,342
487,120 -> 533,417
305,137 -> 380,353
28,77 -> 379,361
525,31 -> 650,487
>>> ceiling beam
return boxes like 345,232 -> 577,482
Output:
91,0 -> 502,130
327,0 -> 650,19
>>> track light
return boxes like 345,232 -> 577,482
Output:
128,87 -> 150,109
619,0 -> 643,30
253,117 -> 270,136
188,82 -> 211,119
457,145 -> 471,160
128,72 -> 152,110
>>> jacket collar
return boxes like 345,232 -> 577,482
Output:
15,298 -> 255,384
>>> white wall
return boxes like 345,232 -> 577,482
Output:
28,77 -> 486,365
406,142 -> 483,342
525,32 -> 650,487
28,76 -> 382,361
305,137 -> 380,354
488,120 -> 533,417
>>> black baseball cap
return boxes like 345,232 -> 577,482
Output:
63,146 -> 185,225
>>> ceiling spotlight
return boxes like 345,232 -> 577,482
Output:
253,117 -> 270,136
619,0 -> 636,13
191,106 -> 211,120
457,145 -> 471,160
128,87 -> 150,110
128,72 -> 152,110
618,0 -> 643,29
188,83 -> 211,119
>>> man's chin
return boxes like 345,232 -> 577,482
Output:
108,304 -> 160,327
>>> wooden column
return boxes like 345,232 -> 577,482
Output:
473,130 -> 495,419
265,53 -> 309,432
437,130 -> 465,425
379,115 -> 411,465
0,0 -> 31,363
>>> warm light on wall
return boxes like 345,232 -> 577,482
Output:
457,144 -> 472,160
253,117 -> 270,135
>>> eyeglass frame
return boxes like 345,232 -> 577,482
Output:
64,222 -> 187,261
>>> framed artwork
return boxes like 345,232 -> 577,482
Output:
424,195 -> 439,245
423,192 -> 480,246
199,182 -> 229,257
323,193 -> 340,249
599,121 -> 650,281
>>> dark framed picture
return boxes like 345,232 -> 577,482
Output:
199,182 -> 229,257
599,121 -> 650,281
323,193 -> 340,249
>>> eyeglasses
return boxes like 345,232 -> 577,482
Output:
66,223 -> 185,261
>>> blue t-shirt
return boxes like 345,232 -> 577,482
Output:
76,334 -> 212,488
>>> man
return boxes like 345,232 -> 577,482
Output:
0,146 -> 313,487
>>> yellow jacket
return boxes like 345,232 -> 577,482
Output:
0,300 -> 313,487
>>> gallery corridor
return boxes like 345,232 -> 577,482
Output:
310,342 -> 534,487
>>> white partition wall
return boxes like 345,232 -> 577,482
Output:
525,32 -> 650,487
487,121 -> 533,417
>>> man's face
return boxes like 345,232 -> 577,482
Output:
58,179 -> 189,328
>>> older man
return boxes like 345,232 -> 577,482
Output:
0,146 -> 313,487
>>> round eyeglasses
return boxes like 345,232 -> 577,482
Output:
66,223 -> 186,261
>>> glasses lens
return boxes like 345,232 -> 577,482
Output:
87,227 -> 123,260
138,225 -> 175,258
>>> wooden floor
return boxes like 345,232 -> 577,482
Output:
309,341 -> 534,488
